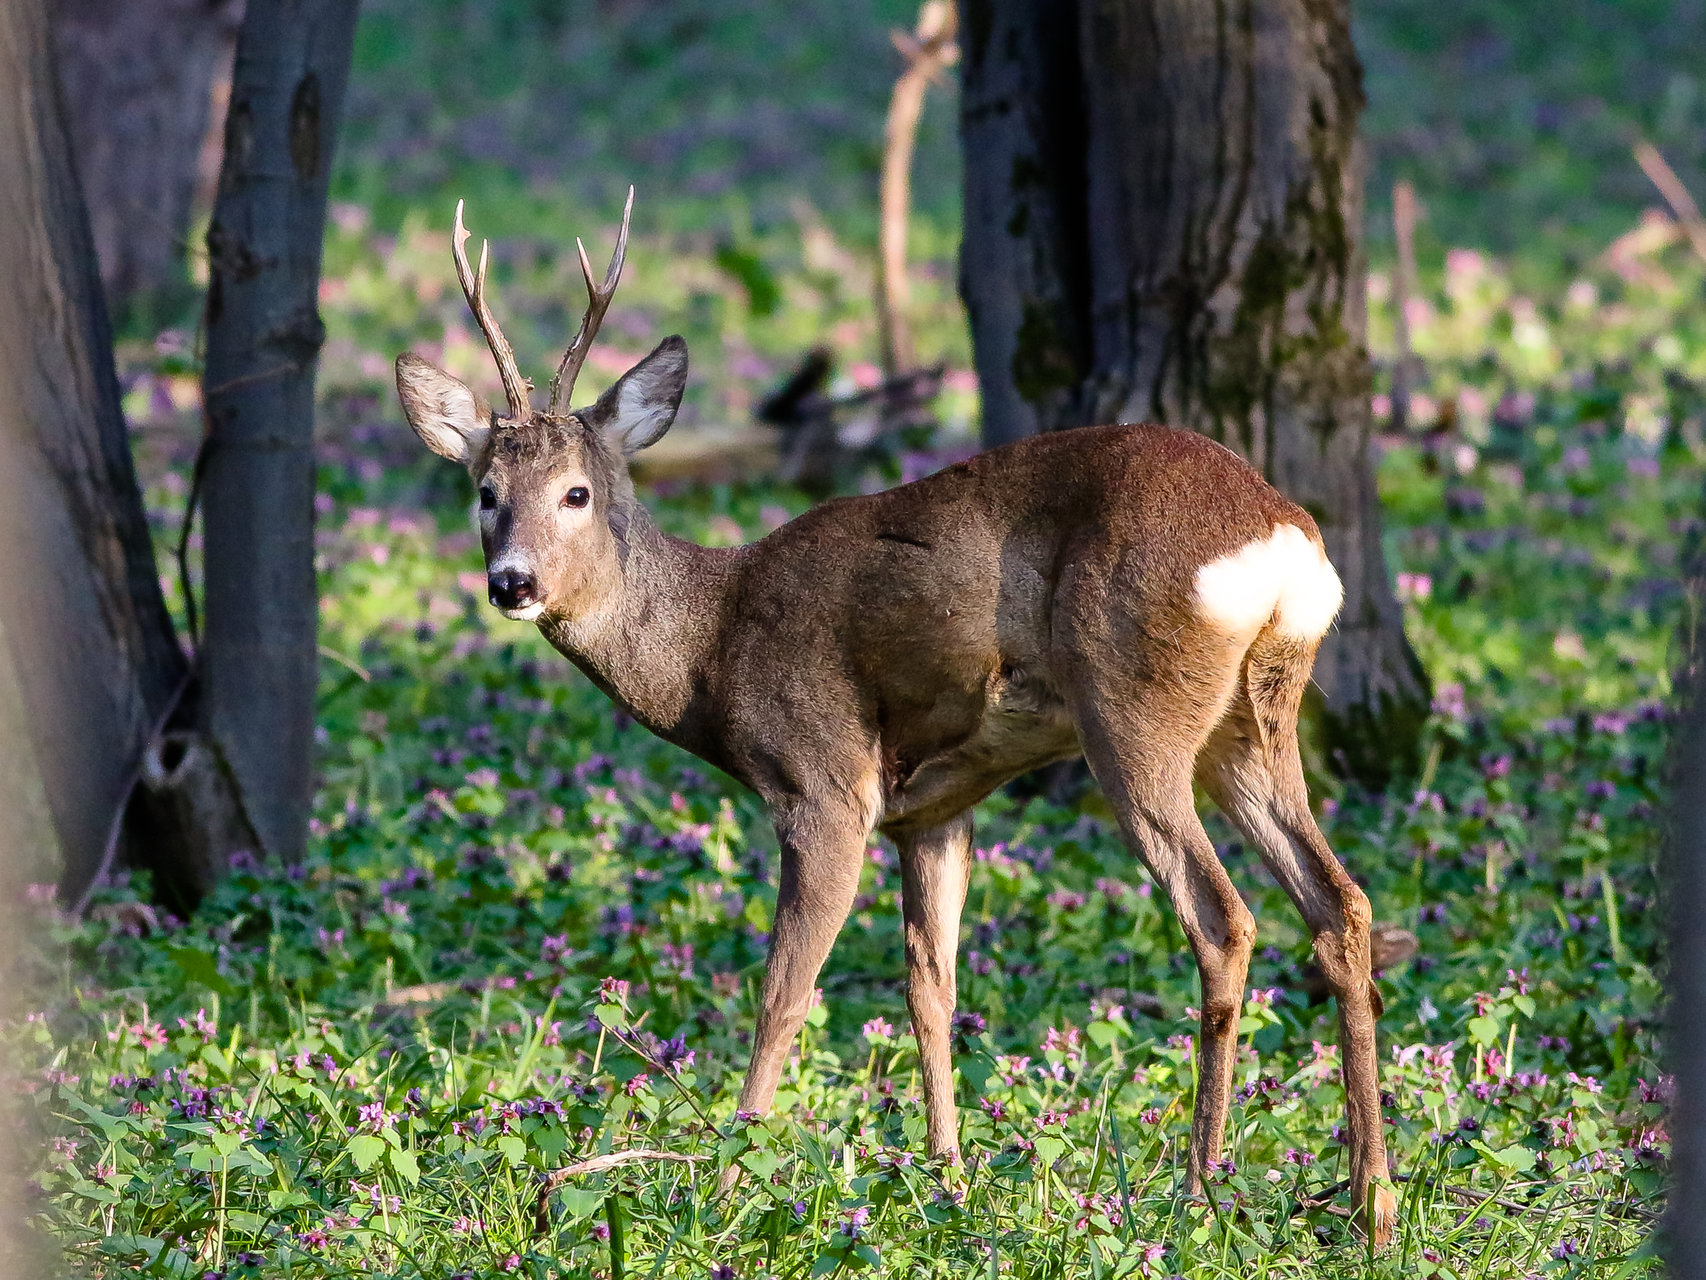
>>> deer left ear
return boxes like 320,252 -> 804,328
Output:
585,336 -> 688,454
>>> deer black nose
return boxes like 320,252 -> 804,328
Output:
488,568 -> 537,610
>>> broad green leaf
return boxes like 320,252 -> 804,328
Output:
349,1134 -> 386,1172
389,1145 -> 420,1184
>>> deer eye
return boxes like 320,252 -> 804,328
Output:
563,486 -> 591,509
477,485 -> 497,511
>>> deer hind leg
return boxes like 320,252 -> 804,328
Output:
895,812 -> 974,1163
1072,685 -> 1255,1194
1195,637 -> 1397,1247
720,796 -> 868,1193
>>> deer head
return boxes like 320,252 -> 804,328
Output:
395,190 -> 689,623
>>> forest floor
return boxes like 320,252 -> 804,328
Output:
20,2 -> 1706,1274
20,191 -> 1706,1277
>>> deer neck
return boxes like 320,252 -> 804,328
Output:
541,501 -> 736,753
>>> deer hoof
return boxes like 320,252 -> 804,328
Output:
1364,1183 -> 1399,1249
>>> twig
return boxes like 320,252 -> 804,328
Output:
1294,1176 -> 1354,1219
316,644 -> 372,682
1633,140 -> 1706,264
1389,1171 -> 1654,1221
201,360 -> 300,399
1391,179 -> 1420,431
606,1024 -> 727,1141
1295,1194 -> 1354,1220
532,1150 -> 705,1236
876,1 -> 957,377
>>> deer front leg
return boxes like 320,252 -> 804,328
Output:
896,812 -> 974,1163
720,799 -> 866,1192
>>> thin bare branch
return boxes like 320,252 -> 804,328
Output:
877,1 -> 958,377
452,199 -> 531,421
1390,180 -> 1420,432
533,1149 -> 704,1235
548,185 -> 635,414
1634,140 -> 1706,265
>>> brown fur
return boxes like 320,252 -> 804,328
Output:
397,338 -> 1397,1245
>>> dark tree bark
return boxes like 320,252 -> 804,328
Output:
51,0 -> 244,314
0,0 -> 196,894
961,0 -> 1429,785
198,0 -> 358,866
1668,528 -> 1706,1275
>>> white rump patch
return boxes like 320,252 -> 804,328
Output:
1193,524 -> 1344,641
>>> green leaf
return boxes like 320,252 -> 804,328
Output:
1087,1020 -> 1121,1048
558,1187 -> 602,1221
714,242 -> 781,318
349,1134 -> 386,1172
535,1125 -> 568,1163
958,1053 -> 994,1095
594,1002 -> 626,1029
1467,1014 -> 1500,1046
98,1234 -> 164,1263
169,947 -> 238,998
389,1145 -> 420,1185
741,1148 -> 781,1182
496,1134 -> 527,1166
1484,1143 -> 1538,1172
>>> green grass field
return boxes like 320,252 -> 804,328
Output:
23,3 -> 1706,1275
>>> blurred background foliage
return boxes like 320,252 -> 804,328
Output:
326,0 -> 1706,276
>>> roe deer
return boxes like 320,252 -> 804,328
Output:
395,194 -> 1398,1245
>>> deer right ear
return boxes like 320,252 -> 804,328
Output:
396,353 -> 491,465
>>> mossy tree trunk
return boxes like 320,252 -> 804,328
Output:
960,0 -> 1428,785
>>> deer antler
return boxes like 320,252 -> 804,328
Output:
547,186 -> 634,415
452,200 -> 532,421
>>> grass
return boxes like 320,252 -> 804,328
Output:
27,177 -> 1706,1277
28,4 -> 1706,1274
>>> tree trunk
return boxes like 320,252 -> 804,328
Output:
1672,718 -> 1706,1272
0,0 -> 195,894
198,0 -> 357,867
1668,515 -> 1706,1275
51,0 -> 243,316
960,0 -> 1429,786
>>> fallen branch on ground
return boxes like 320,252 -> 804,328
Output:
533,1150 -> 705,1235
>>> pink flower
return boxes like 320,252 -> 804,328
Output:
1396,572 -> 1432,602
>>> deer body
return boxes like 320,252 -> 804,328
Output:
397,198 -> 1398,1246
549,426 -> 1277,825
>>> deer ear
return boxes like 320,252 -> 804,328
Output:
396,353 -> 491,465
585,336 -> 688,454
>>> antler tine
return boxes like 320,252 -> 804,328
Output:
452,200 -> 532,421
547,185 -> 635,415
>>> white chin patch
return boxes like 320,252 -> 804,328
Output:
501,602 -> 546,622
1194,524 -> 1344,641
